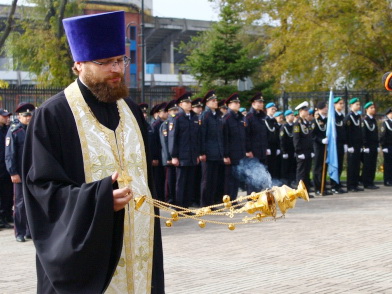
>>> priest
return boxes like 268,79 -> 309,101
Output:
22,11 -> 164,293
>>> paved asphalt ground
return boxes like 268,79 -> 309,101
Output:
1,186 -> 392,294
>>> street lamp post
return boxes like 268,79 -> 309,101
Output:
140,0 -> 145,102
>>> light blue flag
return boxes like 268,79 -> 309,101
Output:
326,90 -> 339,183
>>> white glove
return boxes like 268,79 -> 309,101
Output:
311,153 -> 315,158
377,147 -> 381,153
282,154 -> 289,159
363,148 -> 370,153
344,144 -> 348,153
347,147 -> 354,153
383,148 -> 388,153
298,154 -> 305,160
322,138 -> 328,144
266,149 -> 271,155
276,149 -> 281,156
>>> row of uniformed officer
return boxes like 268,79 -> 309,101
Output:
0,109 -> 13,229
380,108 -> 392,186
5,102 -> 35,242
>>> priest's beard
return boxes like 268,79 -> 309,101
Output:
82,68 -> 129,103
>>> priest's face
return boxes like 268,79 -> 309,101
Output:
76,55 -> 129,103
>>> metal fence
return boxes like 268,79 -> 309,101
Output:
0,85 -> 195,114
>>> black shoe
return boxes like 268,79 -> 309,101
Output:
364,185 -> 379,190
348,187 -> 359,192
309,194 -> 315,198
355,187 -> 364,191
25,235 -> 32,240
332,188 -> 347,194
16,235 -> 25,242
385,182 -> 392,187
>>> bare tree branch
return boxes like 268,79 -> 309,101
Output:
0,0 -> 19,50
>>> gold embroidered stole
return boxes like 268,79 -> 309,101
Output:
64,81 -> 154,294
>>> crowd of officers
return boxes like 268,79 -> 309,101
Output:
142,91 -> 392,208
1,93 -> 392,241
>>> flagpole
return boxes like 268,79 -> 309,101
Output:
321,144 -> 327,194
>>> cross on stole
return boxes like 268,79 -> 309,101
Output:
118,171 -> 132,188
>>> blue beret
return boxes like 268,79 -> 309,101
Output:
364,101 -> 374,109
273,111 -> 283,117
63,11 -> 125,62
284,110 -> 293,116
265,102 -> 276,109
334,97 -> 342,104
309,108 -> 314,114
239,107 -> 246,113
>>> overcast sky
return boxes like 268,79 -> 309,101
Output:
0,0 -> 219,21
153,0 -> 219,21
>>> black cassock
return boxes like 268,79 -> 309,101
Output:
22,80 -> 164,294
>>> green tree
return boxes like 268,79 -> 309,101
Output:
180,0 -> 262,87
241,0 -> 392,92
5,0 -> 80,87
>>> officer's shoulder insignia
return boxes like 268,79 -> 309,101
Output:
5,137 -> 10,146
294,125 -> 300,133
169,122 -> 174,131
280,130 -> 284,136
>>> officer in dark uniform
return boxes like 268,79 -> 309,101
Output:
265,102 -> 281,179
344,98 -> 364,192
199,90 -> 224,206
311,101 -> 331,196
280,110 -> 296,187
380,108 -> 392,186
331,97 -> 347,194
0,109 -> 13,229
168,92 -> 201,209
361,101 -> 379,189
159,100 -> 178,204
5,102 -> 35,242
151,102 -> 168,201
222,93 -> 246,200
138,102 -> 149,120
245,92 -> 268,192
293,101 -> 314,198
218,100 -> 228,117
149,103 -> 160,124
139,102 -> 155,168
191,97 -> 204,207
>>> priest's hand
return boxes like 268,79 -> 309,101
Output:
11,174 -> 21,183
152,160 -> 159,167
112,172 -> 133,212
